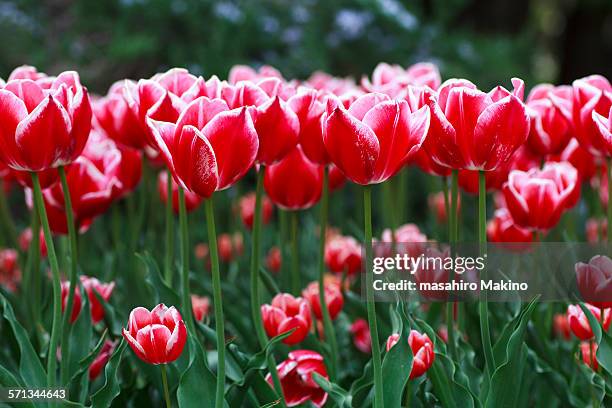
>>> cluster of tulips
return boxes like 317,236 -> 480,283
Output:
0,60 -> 611,407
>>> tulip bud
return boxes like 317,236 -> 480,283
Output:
580,341 -> 599,371
80,275 -> 115,324
122,304 -> 187,365
575,255 -> 612,309
302,280 -> 344,320
0,249 -> 20,292
567,304 -> 611,340
386,330 -> 435,379
89,340 -> 116,380
266,246 -> 282,273
237,192 -> 274,230
350,319 -> 372,353
191,294 -> 210,322
261,293 -> 312,345
61,281 -> 82,324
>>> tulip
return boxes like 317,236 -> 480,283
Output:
191,294 -> 210,322
586,218 -> 606,243
238,192 -> 273,230
572,75 -> 612,156
266,246 -> 282,273
580,342 -> 599,370
94,80 -> 149,149
380,223 -> 428,258
386,330 -> 435,379
302,280 -> 344,320
217,233 -> 234,262
122,304 -> 187,364
0,70 -> 92,172
0,249 -> 20,292
89,340 -> 116,380
350,319 -> 372,353
575,255 -> 612,309
423,78 -> 529,170
550,138 -> 598,181
502,162 -> 579,231
18,228 -> 47,257
324,235 -> 362,277
306,71 -> 358,96
147,97 -> 259,198
157,171 -> 202,214
486,207 -> 534,243
328,164 -> 346,191
323,92 -> 430,185
414,247 -> 451,301
80,275 -> 115,324
266,350 -> 328,408
428,191 -> 457,224
60,281 -> 82,324
261,293 -> 312,345
228,65 -> 283,84
361,62 -> 441,97
287,88 -> 327,164
525,84 -> 573,155
263,145 -> 323,210
567,304 -> 611,340
553,313 -> 571,340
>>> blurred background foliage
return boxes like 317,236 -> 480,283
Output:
1,0 -> 611,93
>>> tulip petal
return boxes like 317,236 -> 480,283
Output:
0,90 -> 28,169
174,125 -> 218,198
175,97 -> 229,133
4,80 -> 45,112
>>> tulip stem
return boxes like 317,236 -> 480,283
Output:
31,172 -> 62,389
478,170 -> 495,377
165,170 -> 175,286
178,189 -> 195,333
26,203 -> 42,345
58,166 -> 79,386
249,170 -> 285,406
0,183 -> 16,247
607,158 -> 611,243
160,364 -> 172,408
290,211 -> 300,295
446,171 -> 458,359
364,185 -> 383,408
204,198 -> 226,408
318,168 -> 338,380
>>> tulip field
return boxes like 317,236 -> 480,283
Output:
1,61 -> 612,408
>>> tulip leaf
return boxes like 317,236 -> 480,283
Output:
382,326 -> 412,408
577,302 -> 612,376
138,252 -> 182,306
90,340 -> 126,408
348,360 -> 373,407
312,372 -> 351,407
0,294 -> 46,389
259,266 -> 280,295
177,336 -> 218,408
68,330 -> 108,403
68,286 -> 93,383
0,363 -> 35,408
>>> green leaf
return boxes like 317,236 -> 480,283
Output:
312,372 -> 351,407
68,331 -> 108,403
90,340 -> 126,408
382,325 -> 412,408
259,266 -> 280,295
68,287 -> 93,383
138,252 -> 181,306
0,295 -> 46,388
177,336 -> 217,408
577,302 -> 612,376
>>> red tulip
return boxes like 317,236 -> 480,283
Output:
266,246 -> 282,273
324,93 -> 429,184
362,62 -> 441,97
264,145 -> 323,210
502,161 -> 579,231
18,228 -> 47,257
386,330 -> 435,379
328,164 -> 346,191
423,78 -> 530,170
380,223 -> 428,259
572,75 -> 612,156
567,304 -> 611,340
147,97 -> 258,198
261,293 -> 312,345
414,247 -> 451,301
553,313 -> 571,340
80,275 -> 115,324
266,350 -> 328,408
324,235 -> 362,277
194,243 -> 209,261
0,70 -> 91,172
94,80 -> 149,149
525,84 -> 573,155
89,340 -> 116,380
350,319 -> 372,353
7,65 -> 49,82
191,294 -> 210,322
550,138 -> 598,181
288,88 -> 327,164
122,304 -> 187,364
61,281 -> 82,324
0,249 -> 20,292
157,171 -> 202,214
580,342 -> 599,370
238,192 -> 273,230
228,65 -> 283,84
586,218 -> 606,243
306,71 -> 357,96
302,280 -> 344,320
428,191 -> 461,224
218,233 -> 234,262
575,255 -> 612,309
486,207 -> 534,243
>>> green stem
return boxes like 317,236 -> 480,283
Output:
478,170 -> 495,376
178,189 -> 195,333
607,158 -> 612,243
318,168 -> 338,379
364,186 -> 383,408
446,171 -> 458,359
27,204 -> 42,344
204,198 -> 226,408
248,170 -> 285,405
0,183 -> 16,247
58,166 -> 79,386
31,172 -> 61,388
290,211 -> 300,295
160,364 -> 172,408
165,169 -> 175,286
